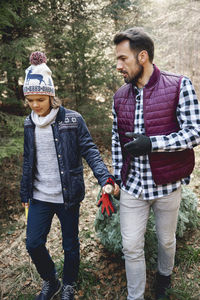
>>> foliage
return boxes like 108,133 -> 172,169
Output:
94,186 -> 199,268
177,186 -> 199,237
0,0 -> 122,110
102,0 -> 133,30
40,0 -> 72,99
1,0 -> 200,113
0,111 -> 24,229
151,0 -> 200,97
44,0 -> 116,108
95,190 -> 122,253
0,111 -> 24,162
0,0 -> 152,112
76,98 -> 113,147
0,0 -> 42,103
101,0 -> 147,31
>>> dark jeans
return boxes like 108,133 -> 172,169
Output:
26,199 -> 80,285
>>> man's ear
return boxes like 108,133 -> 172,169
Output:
138,50 -> 148,64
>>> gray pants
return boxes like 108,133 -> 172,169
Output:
120,187 -> 181,300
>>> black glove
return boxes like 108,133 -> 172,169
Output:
124,132 -> 152,156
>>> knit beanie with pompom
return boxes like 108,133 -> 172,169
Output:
23,51 -> 55,96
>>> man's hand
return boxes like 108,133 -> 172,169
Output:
114,183 -> 120,199
124,132 -> 152,156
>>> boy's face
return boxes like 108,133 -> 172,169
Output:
25,94 -> 51,116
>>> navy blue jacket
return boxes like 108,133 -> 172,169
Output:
20,106 -> 113,208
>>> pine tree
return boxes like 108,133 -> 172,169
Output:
39,0 -> 69,99
102,0 -> 134,30
40,0 -> 110,110
101,0 -> 149,31
0,0 -> 42,104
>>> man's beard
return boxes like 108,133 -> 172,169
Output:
124,64 -> 144,86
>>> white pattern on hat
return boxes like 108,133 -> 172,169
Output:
23,51 -> 55,96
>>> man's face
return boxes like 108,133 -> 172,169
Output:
115,39 -> 143,86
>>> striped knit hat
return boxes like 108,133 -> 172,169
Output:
23,51 -> 55,96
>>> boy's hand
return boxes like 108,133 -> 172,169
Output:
22,202 -> 29,220
102,177 -> 115,194
22,202 -> 29,208
97,192 -> 115,217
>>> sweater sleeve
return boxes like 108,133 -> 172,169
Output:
150,77 -> 200,152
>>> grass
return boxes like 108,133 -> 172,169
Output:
0,154 -> 24,236
1,202 -> 199,300
3,226 -> 199,300
76,259 -> 127,299
169,222 -> 200,300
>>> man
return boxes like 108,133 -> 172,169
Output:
112,27 -> 200,300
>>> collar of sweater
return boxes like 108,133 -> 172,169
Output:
31,108 -> 59,127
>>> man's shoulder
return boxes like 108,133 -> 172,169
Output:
161,72 -> 190,85
160,70 -> 184,88
114,83 -> 131,98
160,69 -> 183,79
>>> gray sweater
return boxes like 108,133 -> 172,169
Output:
31,109 -> 63,203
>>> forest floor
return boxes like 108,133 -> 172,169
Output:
0,147 -> 200,300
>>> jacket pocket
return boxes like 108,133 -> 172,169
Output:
69,166 -> 85,201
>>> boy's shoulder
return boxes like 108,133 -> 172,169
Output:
24,114 -> 33,127
58,106 -> 84,128
63,107 -> 82,119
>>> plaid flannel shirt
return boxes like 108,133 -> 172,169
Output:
112,77 -> 200,200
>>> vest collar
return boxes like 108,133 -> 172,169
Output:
131,64 -> 160,90
145,64 -> 160,89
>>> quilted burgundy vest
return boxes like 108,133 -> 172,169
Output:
114,65 -> 195,185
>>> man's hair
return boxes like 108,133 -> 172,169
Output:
113,27 -> 154,63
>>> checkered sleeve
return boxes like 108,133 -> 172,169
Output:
112,102 -> 123,183
150,77 -> 200,152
